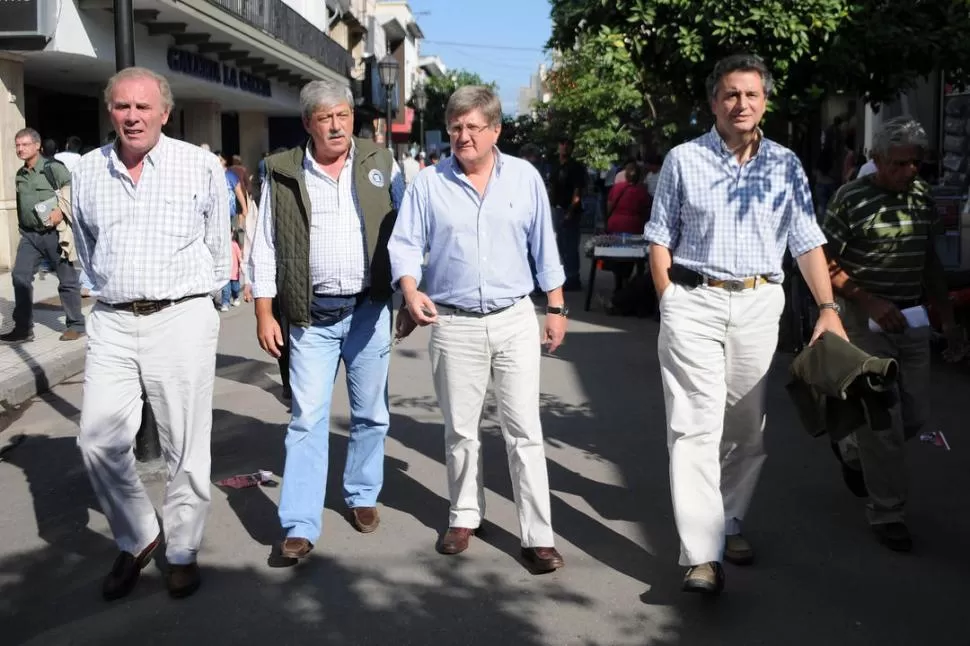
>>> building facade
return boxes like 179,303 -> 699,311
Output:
0,0 -> 353,270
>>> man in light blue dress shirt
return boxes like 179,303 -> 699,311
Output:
644,54 -> 847,596
388,86 -> 567,574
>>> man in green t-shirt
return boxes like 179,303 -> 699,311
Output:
3,127 -> 84,343
823,117 -> 964,553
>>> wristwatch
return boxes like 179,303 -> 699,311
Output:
546,304 -> 569,317
818,302 -> 842,314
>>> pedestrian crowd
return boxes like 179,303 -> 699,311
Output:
3,52 -> 962,603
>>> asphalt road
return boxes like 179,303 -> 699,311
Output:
0,294 -> 967,646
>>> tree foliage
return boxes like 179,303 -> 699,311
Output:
547,0 -> 970,152
544,27 -> 644,170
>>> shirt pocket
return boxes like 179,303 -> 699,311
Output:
161,194 -> 203,239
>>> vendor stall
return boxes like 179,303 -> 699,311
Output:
583,234 -> 650,311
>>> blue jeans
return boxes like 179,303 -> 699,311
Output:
220,280 -> 240,305
278,297 -> 392,543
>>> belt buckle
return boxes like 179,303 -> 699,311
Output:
722,279 -> 746,292
130,301 -> 157,316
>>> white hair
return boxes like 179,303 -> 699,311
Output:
104,67 -> 174,111
300,80 -> 354,120
871,117 -> 928,158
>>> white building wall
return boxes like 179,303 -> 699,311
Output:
281,0 -> 332,30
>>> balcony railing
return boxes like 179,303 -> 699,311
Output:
205,0 -> 353,76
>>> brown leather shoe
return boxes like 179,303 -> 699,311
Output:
167,562 -> 201,599
351,507 -> 380,533
438,527 -> 476,555
723,533 -> 754,565
521,547 -> 565,573
281,537 -> 313,559
102,533 -> 161,601
682,561 -> 724,595
59,329 -> 85,341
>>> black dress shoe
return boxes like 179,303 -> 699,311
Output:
0,329 -> 34,344
520,547 -> 565,573
872,522 -> 912,552
167,563 -> 201,599
102,534 -> 161,601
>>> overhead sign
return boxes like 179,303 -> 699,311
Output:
167,47 -> 272,98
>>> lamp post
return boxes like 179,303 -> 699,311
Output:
413,83 -> 427,155
378,54 -> 399,153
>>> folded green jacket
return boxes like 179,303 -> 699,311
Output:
786,332 -> 899,441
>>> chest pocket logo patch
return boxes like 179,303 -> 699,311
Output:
368,169 -> 385,188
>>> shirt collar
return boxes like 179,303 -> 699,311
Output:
108,132 -> 167,171
304,139 -> 356,174
448,145 -> 504,177
706,125 -> 767,160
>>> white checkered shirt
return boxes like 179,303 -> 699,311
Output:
250,142 -> 405,299
644,127 -> 826,282
72,134 -> 231,303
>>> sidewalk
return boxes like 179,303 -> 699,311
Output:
0,271 -> 94,412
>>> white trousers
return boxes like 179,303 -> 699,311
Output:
78,297 -> 219,565
657,282 -> 784,566
429,297 -> 555,547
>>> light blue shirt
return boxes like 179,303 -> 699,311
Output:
644,127 -> 826,282
388,149 -> 565,313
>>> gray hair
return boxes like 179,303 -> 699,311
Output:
14,127 -> 41,143
446,86 -> 502,128
871,117 -> 928,158
300,80 -> 354,120
104,67 -> 174,111
706,54 -> 775,101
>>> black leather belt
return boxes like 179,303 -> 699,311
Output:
436,297 -> 523,316
104,293 -> 208,316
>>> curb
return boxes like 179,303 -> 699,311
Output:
0,343 -> 86,415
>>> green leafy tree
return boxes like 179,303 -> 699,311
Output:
548,0 -> 970,146
545,27 -> 643,170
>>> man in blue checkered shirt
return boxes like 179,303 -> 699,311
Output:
644,54 -> 847,596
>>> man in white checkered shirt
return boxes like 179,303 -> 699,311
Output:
644,54 -> 847,596
250,80 -> 405,561
72,67 -> 230,602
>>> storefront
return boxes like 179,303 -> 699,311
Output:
0,0 -> 352,270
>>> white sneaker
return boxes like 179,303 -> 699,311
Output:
220,304 -> 230,312
231,298 -> 241,307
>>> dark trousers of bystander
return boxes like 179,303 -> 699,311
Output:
11,229 -> 84,333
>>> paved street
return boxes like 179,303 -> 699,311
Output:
1,287 -> 968,646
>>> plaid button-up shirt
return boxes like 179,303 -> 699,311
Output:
644,127 -> 825,282
72,134 -> 231,303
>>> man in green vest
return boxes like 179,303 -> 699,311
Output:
249,80 -> 405,560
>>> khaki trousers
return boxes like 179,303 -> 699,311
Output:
657,282 -> 785,566
429,298 -> 555,547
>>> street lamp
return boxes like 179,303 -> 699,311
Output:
378,54 -> 399,152
413,83 -> 427,154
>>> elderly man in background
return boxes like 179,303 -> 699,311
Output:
74,67 -> 229,600
645,54 -> 846,596
4,127 -> 85,344
250,80 -> 405,560
388,85 -> 566,574
823,117 -> 964,553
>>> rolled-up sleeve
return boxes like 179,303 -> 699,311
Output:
204,156 -> 231,290
528,166 -> 565,291
250,180 -> 278,298
786,157 -> 827,257
643,154 -> 682,248
388,178 -> 428,289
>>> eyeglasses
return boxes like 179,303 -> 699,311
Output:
446,123 -> 491,137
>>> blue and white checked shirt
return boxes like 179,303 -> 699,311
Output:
644,127 -> 826,282
72,134 -> 231,303
388,149 -> 565,313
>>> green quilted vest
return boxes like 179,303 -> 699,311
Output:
264,137 -> 398,328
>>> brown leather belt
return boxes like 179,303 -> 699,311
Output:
104,293 -> 208,316
706,276 -> 770,292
